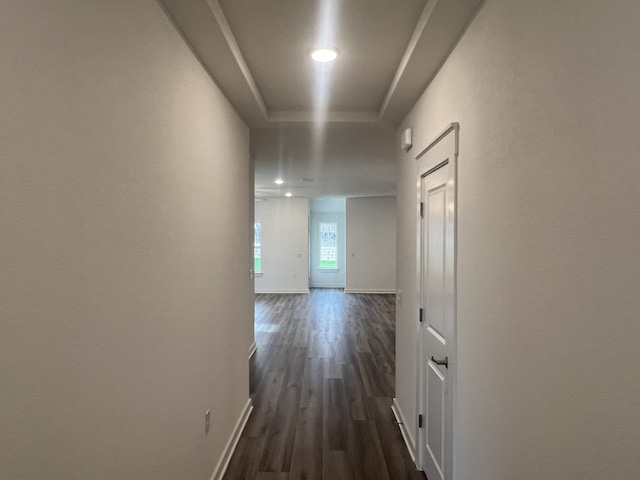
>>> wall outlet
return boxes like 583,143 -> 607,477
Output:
205,409 -> 210,435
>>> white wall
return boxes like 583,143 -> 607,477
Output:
346,197 -> 396,293
395,1 -> 640,479
256,197 -> 396,292
254,198 -> 310,293
0,2 -> 253,480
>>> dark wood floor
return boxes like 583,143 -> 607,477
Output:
223,289 -> 425,480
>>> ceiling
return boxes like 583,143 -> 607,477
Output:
159,0 -> 483,198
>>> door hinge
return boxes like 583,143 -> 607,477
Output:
418,414 -> 423,428
419,308 -> 423,323
420,202 -> 424,218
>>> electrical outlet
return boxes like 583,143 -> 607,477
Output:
205,409 -> 210,435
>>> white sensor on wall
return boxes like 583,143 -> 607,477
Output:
401,128 -> 412,152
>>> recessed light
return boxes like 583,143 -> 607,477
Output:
285,192 -> 293,197
311,47 -> 339,63
274,178 -> 284,185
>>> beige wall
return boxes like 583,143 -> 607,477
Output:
396,0 -> 640,478
346,197 -> 396,293
254,198 -> 310,293
0,1 -> 253,479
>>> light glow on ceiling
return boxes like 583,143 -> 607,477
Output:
311,0 -> 339,161
311,47 -> 339,63
285,192 -> 293,197
274,178 -> 284,185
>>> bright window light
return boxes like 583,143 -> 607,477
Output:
319,222 -> 338,269
254,222 -> 262,274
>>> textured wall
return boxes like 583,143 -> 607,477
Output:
396,0 -> 640,478
0,1 -> 253,479
254,198 -> 310,293
346,197 -> 396,293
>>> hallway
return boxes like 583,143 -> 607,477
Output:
223,290 -> 424,480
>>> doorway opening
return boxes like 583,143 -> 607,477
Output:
309,198 -> 346,289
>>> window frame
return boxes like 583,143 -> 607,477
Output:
318,221 -> 339,271
254,222 -> 262,276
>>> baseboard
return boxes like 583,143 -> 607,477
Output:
392,398 -> 418,467
255,289 -> 309,294
210,398 -> 253,480
248,341 -> 257,359
344,288 -> 396,294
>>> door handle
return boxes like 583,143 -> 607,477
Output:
431,356 -> 448,368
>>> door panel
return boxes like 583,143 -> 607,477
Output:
427,361 -> 445,468
427,185 -> 446,338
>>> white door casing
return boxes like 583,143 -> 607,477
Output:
416,124 -> 458,480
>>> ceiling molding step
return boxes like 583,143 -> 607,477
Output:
205,0 -> 268,119
378,0 -> 439,119
267,110 -> 380,124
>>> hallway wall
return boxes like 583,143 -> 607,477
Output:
395,0 -> 640,478
254,198 -> 310,293
346,197 -> 396,293
0,1 -> 253,479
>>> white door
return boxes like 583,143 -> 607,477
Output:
309,212 -> 346,288
418,125 -> 457,480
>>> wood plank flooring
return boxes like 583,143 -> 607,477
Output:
223,289 -> 425,480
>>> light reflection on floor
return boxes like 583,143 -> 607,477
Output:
255,323 -> 280,332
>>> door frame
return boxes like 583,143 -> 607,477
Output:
415,123 -> 459,477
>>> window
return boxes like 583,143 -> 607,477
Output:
254,222 -> 262,274
319,222 -> 338,270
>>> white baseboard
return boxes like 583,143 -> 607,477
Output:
255,289 -> 309,294
344,288 -> 396,294
392,398 -> 418,467
248,341 -> 257,359
210,398 -> 253,480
